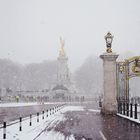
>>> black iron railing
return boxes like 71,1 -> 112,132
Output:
118,102 -> 140,122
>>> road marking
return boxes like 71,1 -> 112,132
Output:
99,131 -> 107,140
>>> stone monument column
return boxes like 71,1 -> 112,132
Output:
100,32 -> 119,114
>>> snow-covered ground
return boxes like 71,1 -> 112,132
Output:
0,106 -> 85,140
0,102 -> 65,108
117,113 -> 140,124
88,109 -> 100,113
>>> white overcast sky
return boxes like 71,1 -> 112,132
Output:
0,0 -> 140,71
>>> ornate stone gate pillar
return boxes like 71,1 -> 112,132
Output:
100,53 -> 118,114
100,32 -> 119,114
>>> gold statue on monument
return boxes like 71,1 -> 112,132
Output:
59,37 -> 65,57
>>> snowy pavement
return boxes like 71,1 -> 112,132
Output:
35,106 -> 85,140
0,106 -> 85,140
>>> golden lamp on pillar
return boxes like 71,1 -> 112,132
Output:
104,32 -> 114,53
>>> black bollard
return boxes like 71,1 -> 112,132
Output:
54,107 -> 55,113
42,111 -> 44,119
30,114 -> 32,126
46,110 -> 48,117
37,113 -> 39,122
3,122 -> 6,139
130,103 -> 133,118
19,117 -> 22,131
50,109 -> 51,115
134,104 -> 137,119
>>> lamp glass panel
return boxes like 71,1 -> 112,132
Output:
106,37 -> 112,44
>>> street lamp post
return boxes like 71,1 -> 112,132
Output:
104,32 -> 114,53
